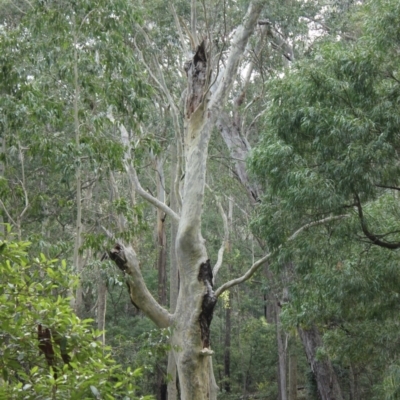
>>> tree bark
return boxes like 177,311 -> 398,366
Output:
167,141 -> 180,400
299,325 -> 344,400
223,199 -> 233,393
110,3 -> 264,398
155,157 -> 168,400
156,158 -> 167,306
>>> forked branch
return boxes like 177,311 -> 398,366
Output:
206,185 -> 229,282
124,162 -> 180,223
119,124 -> 180,223
208,1 -> 263,110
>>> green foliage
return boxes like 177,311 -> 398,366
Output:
250,0 -> 400,397
251,0 -> 400,227
0,0 -> 152,254
0,232 -> 152,399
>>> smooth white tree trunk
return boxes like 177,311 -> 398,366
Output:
109,3 -> 264,398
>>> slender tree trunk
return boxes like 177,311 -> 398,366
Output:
0,137 -> 5,237
349,364 -> 359,400
156,158 -> 167,306
156,158 -> 168,400
72,27 -> 84,315
276,302 -> 288,400
299,325 -> 344,400
224,292 -> 231,393
96,279 -> 107,346
264,267 -> 275,324
167,352 -> 178,400
289,343 -> 297,400
223,198 -> 233,393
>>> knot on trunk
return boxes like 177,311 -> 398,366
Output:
109,243 -> 128,272
185,40 -> 208,119
198,259 -> 217,351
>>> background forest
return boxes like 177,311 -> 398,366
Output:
1,0 -> 400,399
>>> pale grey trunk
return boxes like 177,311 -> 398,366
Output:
167,352 -> 178,400
167,142 -> 180,400
155,158 -> 167,306
155,158 -> 167,400
223,199 -> 233,393
110,3 -> 263,399
173,4 -> 263,394
299,326 -> 344,400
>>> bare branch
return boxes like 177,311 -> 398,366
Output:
133,25 -> 184,187
259,20 -> 294,62
215,214 -> 350,297
212,198 -> 228,282
206,185 -> 229,282
215,251 -> 272,297
170,4 -> 190,55
133,35 -> 167,99
119,123 -> 180,223
375,184 -> 400,192
208,1 -> 264,110
125,161 -> 180,223
287,214 -> 350,242
191,0 -> 198,48
0,199 -> 17,226
109,243 -> 172,328
18,179 -> 29,221
10,2 -> 27,14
